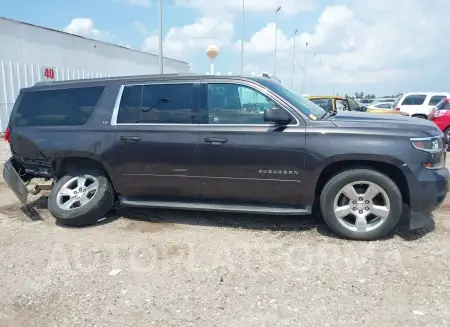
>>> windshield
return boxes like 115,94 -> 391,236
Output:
255,78 -> 326,119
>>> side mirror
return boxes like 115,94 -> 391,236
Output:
360,106 -> 367,112
264,108 -> 292,125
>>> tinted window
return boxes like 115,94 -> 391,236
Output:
401,95 -> 426,105
13,86 -> 104,126
310,98 -> 333,111
253,77 -> 326,119
436,99 -> 450,110
207,83 -> 293,124
117,84 -> 193,124
429,95 -> 446,106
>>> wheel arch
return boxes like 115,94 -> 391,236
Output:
314,159 -> 410,208
52,156 -> 112,180
411,113 -> 428,119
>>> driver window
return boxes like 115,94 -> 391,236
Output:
207,83 -> 290,124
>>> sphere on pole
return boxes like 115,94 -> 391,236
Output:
206,45 -> 219,75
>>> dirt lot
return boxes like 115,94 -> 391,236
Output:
0,141 -> 449,327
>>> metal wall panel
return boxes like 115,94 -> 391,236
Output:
0,17 -> 190,131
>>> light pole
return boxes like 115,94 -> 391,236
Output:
303,41 -> 309,93
158,0 -> 163,74
273,6 -> 282,77
240,0 -> 245,75
292,29 -> 298,89
310,52 -> 316,93
315,59 -> 322,94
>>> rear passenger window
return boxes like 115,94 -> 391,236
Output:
13,86 -> 104,126
401,95 -> 426,105
117,84 -> 193,124
429,95 -> 446,106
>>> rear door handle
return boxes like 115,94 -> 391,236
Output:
120,136 -> 141,142
204,137 -> 228,145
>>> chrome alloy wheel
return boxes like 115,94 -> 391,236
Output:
56,175 -> 99,210
333,181 -> 391,233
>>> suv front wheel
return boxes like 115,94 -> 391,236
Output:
320,169 -> 403,240
48,168 -> 115,226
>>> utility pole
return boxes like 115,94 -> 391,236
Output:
292,29 -> 298,89
240,0 -> 245,75
303,42 -> 308,93
273,6 -> 281,76
158,0 -> 163,74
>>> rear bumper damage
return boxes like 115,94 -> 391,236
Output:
2,157 -> 53,205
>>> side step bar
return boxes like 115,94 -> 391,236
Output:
120,198 -> 311,215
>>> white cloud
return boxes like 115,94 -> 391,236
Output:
123,0 -> 150,7
237,0 -> 450,93
63,18 -> 109,40
142,17 -> 234,60
175,0 -> 314,17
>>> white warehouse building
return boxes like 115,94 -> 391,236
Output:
0,17 -> 190,131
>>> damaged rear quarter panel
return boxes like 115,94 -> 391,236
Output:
9,83 -> 121,178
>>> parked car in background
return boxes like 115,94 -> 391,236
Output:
358,99 -> 374,105
3,74 -> 449,241
308,96 -> 408,116
393,92 -> 450,119
371,98 -> 396,105
429,97 -> 450,140
367,102 -> 393,110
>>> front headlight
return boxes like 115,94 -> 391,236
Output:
410,136 -> 443,153
410,136 -> 445,169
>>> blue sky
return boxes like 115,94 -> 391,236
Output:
1,0 -> 449,96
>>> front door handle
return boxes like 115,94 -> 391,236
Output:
204,137 -> 228,145
120,136 -> 141,142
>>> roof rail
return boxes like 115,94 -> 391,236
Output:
30,72 -> 198,86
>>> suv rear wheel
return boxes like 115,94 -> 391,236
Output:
48,168 -> 115,226
320,169 -> 402,240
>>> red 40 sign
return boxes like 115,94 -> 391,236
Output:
42,67 -> 56,81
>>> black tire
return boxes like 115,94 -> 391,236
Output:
444,127 -> 450,151
48,168 -> 115,227
319,169 -> 403,241
412,114 -> 427,119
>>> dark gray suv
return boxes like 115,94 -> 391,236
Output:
3,73 -> 449,240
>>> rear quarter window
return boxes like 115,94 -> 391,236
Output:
429,95 -> 447,106
401,94 -> 426,105
436,99 -> 450,110
12,86 -> 104,126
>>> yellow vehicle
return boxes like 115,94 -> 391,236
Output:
307,95 -> 409,116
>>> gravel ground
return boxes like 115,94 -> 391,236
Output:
0,141 -> 449,327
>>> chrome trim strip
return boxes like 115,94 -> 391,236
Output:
125,173 -> 301,183
110,85 -> 124,126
